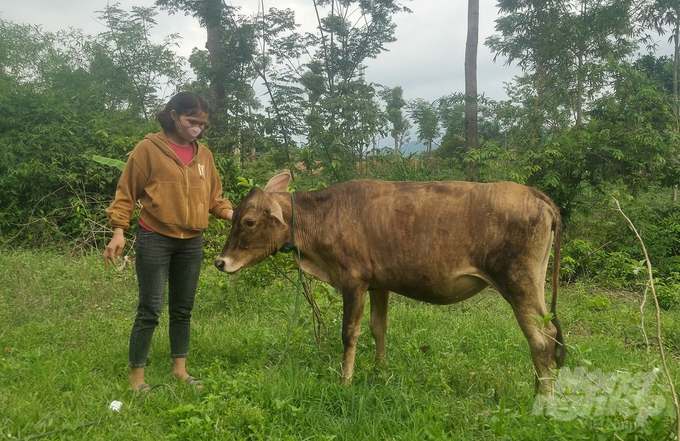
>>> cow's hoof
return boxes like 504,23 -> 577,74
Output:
374,358 -> 389,372
535,377 -> 555,397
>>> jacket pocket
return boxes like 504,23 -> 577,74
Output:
146,181 -> 188,227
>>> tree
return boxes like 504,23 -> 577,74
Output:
156,0 -> 232,112
235,1 -> 399,171
381,86 -> 411,154
486,0 -> 565,140
634,53 -> 680,200
436,93 -> 505,182
484,0 -> 652,210
585,63 -> 679,192
496,60 -> 680,216
302,0 -> 410,178
308,76 -> 386,180
635,54 -> 675,94
465,0 -> 480,181
641,0 -> 679,129
310,0 -> 410,94
642,4 -> 680,201
486,0 -> 637,129
562,0 -> 638,125
407,98 -> 440,155
156,0 -> 259,155
92,4 -> 187,119
248,6 -> 307,163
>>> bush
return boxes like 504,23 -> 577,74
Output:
586,294 -> 612,311
562,189 -> 680,287
0,81 -> 154,247
655,283 -> 680,311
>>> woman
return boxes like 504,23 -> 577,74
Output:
103,92 -> 233,391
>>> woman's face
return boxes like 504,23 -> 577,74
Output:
173,110 -> 208,130
172,110 -> 209,142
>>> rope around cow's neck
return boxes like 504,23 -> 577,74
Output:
278,188 -> 300,254
276,192 -> 303,367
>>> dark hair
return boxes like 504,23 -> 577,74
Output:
156,92 -> 209,134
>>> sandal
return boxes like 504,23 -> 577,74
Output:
184,376 -> 203,389
131,383 -> 152,394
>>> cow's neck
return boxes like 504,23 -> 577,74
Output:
276,191 -> 302,254
275,190 -> 335,285
275,190 -> 325,255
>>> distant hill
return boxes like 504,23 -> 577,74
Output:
375,140 -> 428,155
401,141 -> 428,155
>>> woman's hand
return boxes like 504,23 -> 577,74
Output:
227,209 -> 234,221
104,228 -> 126,267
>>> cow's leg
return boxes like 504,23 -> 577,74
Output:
369,289 -> 389,368
507,291 -> 558,395
340,284 -> 368,383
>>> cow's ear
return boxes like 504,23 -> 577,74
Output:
268,199 -> 288,230
263,173 -> 291,193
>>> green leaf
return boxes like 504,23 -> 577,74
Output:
237,177 -> 254,188
92,155 -> 126,172
531,312 -> 554,326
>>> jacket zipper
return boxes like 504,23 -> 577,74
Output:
183,164 -> 190,238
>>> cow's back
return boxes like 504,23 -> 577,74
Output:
301,180 -> 558,303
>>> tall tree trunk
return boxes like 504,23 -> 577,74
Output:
576,0 -> 586,126
673,18 -> 679,202
206,21 -> 225,117
576,53 -> 583,125
204,3 -> 228,154
464,0 -> 480,182
674,18 -> 679,131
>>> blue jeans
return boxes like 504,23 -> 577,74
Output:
129,228 -> 204,368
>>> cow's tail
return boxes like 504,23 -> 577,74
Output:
550,208 -> 566,368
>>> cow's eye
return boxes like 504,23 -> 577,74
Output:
244,219 -> 255,227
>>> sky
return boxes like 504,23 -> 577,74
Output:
1,1 -> 675,104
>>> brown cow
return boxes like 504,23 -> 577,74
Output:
215,173 -> 565,394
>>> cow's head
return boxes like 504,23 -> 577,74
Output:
214,173 -> 291,273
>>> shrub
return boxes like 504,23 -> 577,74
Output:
562,189 -> 680,287
586,294 -> 612,311
655,283 -> 680,311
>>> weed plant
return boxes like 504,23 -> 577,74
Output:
0,250 -> 678,440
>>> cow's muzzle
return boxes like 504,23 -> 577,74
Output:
214,256 -> 242,274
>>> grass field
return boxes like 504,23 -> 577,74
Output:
1,250 -> 678,440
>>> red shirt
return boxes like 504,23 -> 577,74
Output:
169,141 -> 195,166
139,141 -> 195,232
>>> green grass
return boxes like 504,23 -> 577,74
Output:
0,250 -> 678,440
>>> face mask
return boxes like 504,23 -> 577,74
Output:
178,119 -> 202,142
